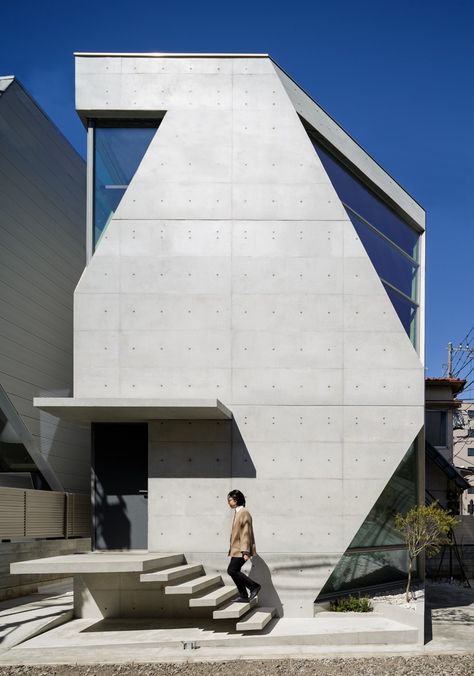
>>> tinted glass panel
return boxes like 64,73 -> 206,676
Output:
349,211 -> 418,300
94,124 -> 158,248
426,410 -> 447,447
468,448 -> 474,457
383,284 -> 418,343
349,444 -> 417,549
318,548 -> 411,596
313,141 -> 419,259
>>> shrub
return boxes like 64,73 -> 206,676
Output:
395,503 -> 457,602
329,595 -> 373,612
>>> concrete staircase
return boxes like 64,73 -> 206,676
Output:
140,554 -> 275,631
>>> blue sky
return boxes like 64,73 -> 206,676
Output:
2,0 -> 473,384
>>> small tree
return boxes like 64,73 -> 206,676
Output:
395,503 -> 457,602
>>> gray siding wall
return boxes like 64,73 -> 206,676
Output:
0,80 -> 90,492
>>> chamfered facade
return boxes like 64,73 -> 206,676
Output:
38,53 -> 425,616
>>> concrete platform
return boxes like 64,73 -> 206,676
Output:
10,551 -> 183,575
0,582 -> 472,665
0,612 -> 418,659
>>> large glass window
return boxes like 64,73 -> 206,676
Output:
349,444 -> 417,549
383,284 -> 418,345
311,138 -> 421,347
318,444 -> 417,598
93,120 -> 160,249
319,548 -> 410,596
314,143 -> 419,258
349,212 -> 418,300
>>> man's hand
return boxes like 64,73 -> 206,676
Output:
243,554 -> 250,561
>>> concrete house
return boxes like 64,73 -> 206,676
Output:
29,53 -> 425,621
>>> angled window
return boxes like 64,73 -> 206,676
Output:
317,444 -> 417,598
309,138 -> 420,347
93,119 -> 161,249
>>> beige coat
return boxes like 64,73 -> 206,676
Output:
228,507 -> 256,557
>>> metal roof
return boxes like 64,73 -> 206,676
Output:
0,76 -> 14,95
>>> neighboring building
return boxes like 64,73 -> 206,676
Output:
0,76 -> 91,600
33,53 -> 425,617
425,378 -> 470,512
0,76 -> 90,493
453,401 -> 474,515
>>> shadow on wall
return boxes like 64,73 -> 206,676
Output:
149,419 -> 256,479
95,495 -> 131,550
249,555 -> 284,617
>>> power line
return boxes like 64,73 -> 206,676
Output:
446,324 -> 474,375
446,342 -> 474,377
454,353 -> 474,378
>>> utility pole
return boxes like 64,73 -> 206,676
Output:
447,342 -> 474,377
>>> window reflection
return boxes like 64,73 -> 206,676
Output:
318,548 -> 411,597
93,121 -> 160,249
318,444 -> 417,598
310,138 -> 421,346
349,444 -> 417,549
349,211 -> 418,301
383,284 -> 418,343
313,141 -> 419,259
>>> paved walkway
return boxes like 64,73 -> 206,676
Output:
0,587 -> 73,655
424,581 -> 474,653
0,582 -> 472,665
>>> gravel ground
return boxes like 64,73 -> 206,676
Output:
0,656 -> 473,676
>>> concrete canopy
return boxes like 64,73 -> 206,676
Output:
33,398 -> 232,422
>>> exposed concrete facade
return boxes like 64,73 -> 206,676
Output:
40,53 -> 427,618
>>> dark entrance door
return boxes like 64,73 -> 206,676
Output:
92,423 -> 148,550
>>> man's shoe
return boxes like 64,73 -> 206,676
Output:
248,584 -> 261,601
235,595 -> 250,603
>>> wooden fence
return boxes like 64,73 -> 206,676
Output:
0,487 -> 90,539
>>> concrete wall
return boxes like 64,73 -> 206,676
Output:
0,537 -> 90,601
75,55 -> 425,616
0,78 -> 90,492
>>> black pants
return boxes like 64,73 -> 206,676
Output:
227,557 -> 258,598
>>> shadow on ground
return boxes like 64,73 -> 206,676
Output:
424,580 -> 474,643
80,616 -> 279,637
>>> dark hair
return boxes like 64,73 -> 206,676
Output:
227,489 -> 246,507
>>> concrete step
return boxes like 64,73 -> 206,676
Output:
140,563 -> 203,583
213,597 -> 257,619
189,585 -> 237,608
236,607 -> 275,631
165,574 -> 222,595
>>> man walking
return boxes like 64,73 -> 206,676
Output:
227,489 -> 261,602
